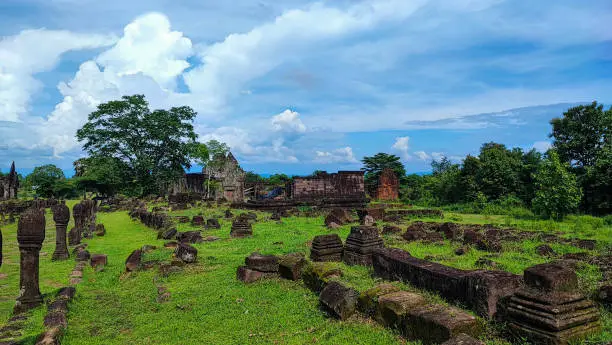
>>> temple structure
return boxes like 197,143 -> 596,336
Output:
375,168 -> 399,200
169,152 -> 245,203
0,162 -> 19,200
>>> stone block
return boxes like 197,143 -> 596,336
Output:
302,262 -> 343,293
175,243 -> 197,263
403,305 -> 482,345
319,281 -> 359,320
125,249 -> 142,272
376,291 -> 426,328
278,253 -> 307,281
440,333 -> 484,345
90,254 -> 108,268
358,283 -> 400,316
464,270 -> 522,320
245,252 -> 279,272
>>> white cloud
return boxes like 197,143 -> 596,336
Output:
392,136 -> 411,160
414,151 -> 430,161
0,29 -> 116,122
183,0 -> 429,110
431,152 -> 445,161
271,109 -> 306,134
314,147 -> 358,164
532,141 -> 552,153
96,12 -> 193,90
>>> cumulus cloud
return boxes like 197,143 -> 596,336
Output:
314,147 -> 358,164
0,29 -> 116,122
431,152 -> 445,161
414,151 -> 430,161
35,13 -> 194,157
532,140 -> 552,153
271,109 -> 307,135
183,0 -> 429,110
392,136 -> 411,160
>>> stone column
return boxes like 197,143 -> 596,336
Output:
69,203 -> 84,245
52,203 -> 70,260
14,208 -> 45,314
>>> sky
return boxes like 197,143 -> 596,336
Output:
0,0 -> 611,177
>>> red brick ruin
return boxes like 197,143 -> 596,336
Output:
376,168 -> 399,201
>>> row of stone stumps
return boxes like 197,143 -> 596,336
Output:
0,200 -> 104,345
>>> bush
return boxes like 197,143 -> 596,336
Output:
603,215 -> 612,226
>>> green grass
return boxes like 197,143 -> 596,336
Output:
0,204 -> 610,344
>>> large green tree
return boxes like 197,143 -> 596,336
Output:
550,101 -> 612,213
74,156 -> 131,196
532,150 -> 582,220
76,95 -> 198,196
361,153 -> 406,195
26,164 -> 66,198
476,143 -> 523,201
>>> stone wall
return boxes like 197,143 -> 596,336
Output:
372,247 -> 522,320
291,171 -> 365,201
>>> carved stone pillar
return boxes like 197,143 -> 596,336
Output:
52,203 -> 70,260
14,208 -> 45,314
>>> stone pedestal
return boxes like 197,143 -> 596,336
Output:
343,226 -> 384,266
310,234 -> 343,262
230,219 -> 252,238
52,203 -> 70,261
507,263 -> 601,345
14,208 -> 45,314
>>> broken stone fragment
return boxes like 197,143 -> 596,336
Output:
175,243 -> 197,263
245,252 -> 279,272
236,266 -> 277,283
125,249 -> 142,272
376,291 -> 426,328
302,262 -> 343,293
90,254 -> 108,268
278,253 -> 307,281
358,283 -> 400,317
319,281 -> 359,320
440,333 -> 485,345
403,305 -> 482,345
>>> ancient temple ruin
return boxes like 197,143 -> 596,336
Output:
169,152 -> 246,203
375,168 -> 399,201
0,162 -> 19,200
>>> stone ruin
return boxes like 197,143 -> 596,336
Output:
129,208 -> 172,230
310,234 -> 344,262
343,226 -> 384,266
372,247 -> 522,320
14,208 -> 45,314
0,161 -> 19,200
51,202 -> 70,260
324,208 -> 353,228
230,216 -> 252,238
68,200 -> 98,245
375,168 -> 399,201
237,252 -> 279,283
507,263 -> 601,344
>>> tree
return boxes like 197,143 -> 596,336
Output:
74,156 -> 131,196
550,102 -> 612,213
476,143 -> 523,201
361,153 -> 406,195
76,95 -> 198,196
26,164 -> 66,198
550,101 -> 611,168
532,150 -> 582,220
430,156 -> 462,205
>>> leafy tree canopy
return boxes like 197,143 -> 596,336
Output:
25,164 -> 65,198
76,95 -> 198,196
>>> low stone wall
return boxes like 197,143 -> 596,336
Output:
129,208 -> 172,230
372,248 -> 521,320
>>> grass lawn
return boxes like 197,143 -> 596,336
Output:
0,204 -> 610,344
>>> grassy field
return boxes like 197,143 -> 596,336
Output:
0,204 -> 610,344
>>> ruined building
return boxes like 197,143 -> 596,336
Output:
375,168 -> 399,201
244,171 -> 366,209
169,152 -> 245,203
0,162 -> 19,200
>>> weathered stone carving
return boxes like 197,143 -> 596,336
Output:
310,234 -> 344,262
230,217 -> 252,238
507,263 -> 601,345
51,203 -> 70,260
14,208 -> 45,314
343,226 -> 384,266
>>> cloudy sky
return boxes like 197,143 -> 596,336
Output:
1,0 -> 611,176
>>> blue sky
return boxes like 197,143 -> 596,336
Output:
1,0 -> 611,177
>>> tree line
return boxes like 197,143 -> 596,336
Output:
362,101 -> 611,219
10,96 -> 610,220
